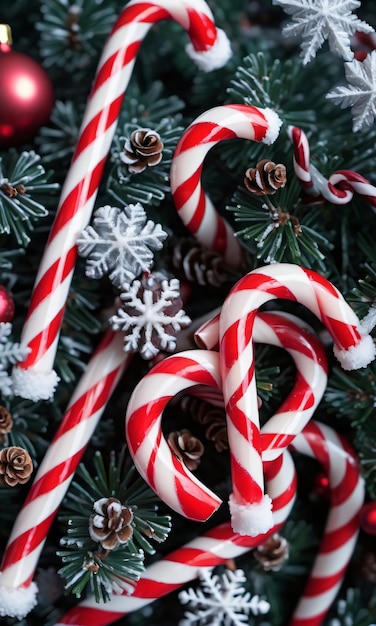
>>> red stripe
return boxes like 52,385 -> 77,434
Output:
331,460 -> 360,506
230,455 -> 263,504
145,429 -> 160,490
1,509 -> 58,570
301,569 -> 345,597
239,271 -> 298,300
116,3 -> 170,28
168,546 -> 224,568
186,8 -> 217,50
270,472 -> 297,512
174,456 -> 220,521
175,122 -> 238,156
227,402 -> 260,449
318,517 -> 359,553
91,40 -> 141,93
173,167 -> 202,210
26,245 -> 77,315
20,308 -> 65,368
127,397 -> 168,455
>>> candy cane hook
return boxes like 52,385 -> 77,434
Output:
12,0 -> 232,402
55,420 -> 364,626
219,263 -> 374,537
170,104 -> 282,269
0,330 -> 131,619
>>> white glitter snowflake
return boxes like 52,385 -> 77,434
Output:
109,274 -> 191,360
178,568 -> 270,626
77,203 -> 168,289
327,50 -> 376,131
272,0 -> 374,64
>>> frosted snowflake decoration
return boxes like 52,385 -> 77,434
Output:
77,203 -> 168,289
327,50 -> 376,131
109,273 -> 191,360
272,0 -> 374,65
178,567 -> 270,626
0,323 -> 29,396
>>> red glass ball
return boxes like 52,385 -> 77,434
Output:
0,48 -> 54,148
0,285 -> 14,322
360,501 -> 376,536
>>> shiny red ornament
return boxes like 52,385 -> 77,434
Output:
0,285 -> 14,322
0,25 -> 54,148
360,501 -> 376,535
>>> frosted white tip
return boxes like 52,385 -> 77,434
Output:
0,579 -> 38,619
263,108 -> 283,145
333,334 -> 376,371
12,367 -> 60,401
229,493 -> 274,537
186,28 -> 232,72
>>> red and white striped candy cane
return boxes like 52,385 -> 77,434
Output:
126,307 -> 330,525
288,125 -> 376,211
219,263 -> 374,537
53,449 -> 297,626
170,104 -> 282,269
12,0 -> 232,403
0,330 -> 131,619
54,420 -> 363,626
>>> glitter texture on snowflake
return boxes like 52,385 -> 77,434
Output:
109,273 -> 191,360
273,0 -> 374,65
77,203 -> 168,289
178,567 -> 270,626
327,50 -> 376,131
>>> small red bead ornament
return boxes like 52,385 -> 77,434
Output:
0,285 -> 14,322
0,24 -> 54,148
360,501 -> 376,535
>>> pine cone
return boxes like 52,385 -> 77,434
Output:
167,429 -> 205,470
120,128 -> 164,174
89,497 -> 133,550
181,396 -> 228,453
253,533 -> 289,571
172,237 -> 238,287
358,551 -> 376,583
244,159 -> 286,196
0,406 -> 13,441
0,446 -> 33,486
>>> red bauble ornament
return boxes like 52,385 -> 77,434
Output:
360,501 -> 376,536
0,285 -> 14,322
0,25 -> 54,148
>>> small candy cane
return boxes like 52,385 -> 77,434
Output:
0,330 -> 131,619
288,125 -> 376,211
12,0 -> 232,402
219,263 -> 374,537
126,307 -> 331,525
55,420 -> 363,626
170,104 -> 282,268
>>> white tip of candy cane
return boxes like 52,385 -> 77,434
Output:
333,333 -> 376,371
262,108 -> 283,145
12,367 -> 60,401
228,493 -> 274,537
185,28 -> 232,72
0,579 -> 38,619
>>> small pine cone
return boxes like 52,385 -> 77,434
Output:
181,396 -> 228,453
0,183 -> 18,198
167,429 -> 205,470
244,159 -> 287,196
172,238 -> 237,287
253,533 -> 289,571
120,128 -> 164,174
0,406 -> 13,441
358,551 -> 376,583
0,446 -> 33,486
89,497 -> 133,551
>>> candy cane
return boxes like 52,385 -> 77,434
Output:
0,330 -> 131,619
54,449 -> 297,626
12,0 -> 232,403
126,306 -> 331,525
55,421 -> 363,626
219,263 -> 374,537
288,125 -> 376,210
170,104 -> 282,269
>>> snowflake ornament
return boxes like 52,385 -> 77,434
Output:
178,567 -> 270,626
327,50 -> 376,131
109,272 -> 191,360
273,0 -> 374,65
77,203 -> 168,289
0,323 -> 29,397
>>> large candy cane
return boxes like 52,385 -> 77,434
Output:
170,104 -> 282,268
126,308 -> 330,524
12,0 -> 232,402
55,421 -> 363,626
219,263 -> 374,537
288,125 -> 376,210
0,330 -> 131,619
